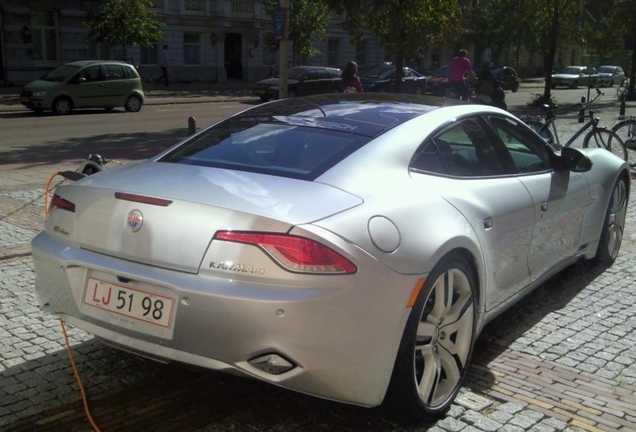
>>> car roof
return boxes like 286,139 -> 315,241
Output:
227,93 -> 445,137
63,60 -> 133,67
290,66 -> 340,71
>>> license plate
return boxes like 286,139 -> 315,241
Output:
20,96 -> 30,103
256,89 -> 266,94
83,277 -> 175,329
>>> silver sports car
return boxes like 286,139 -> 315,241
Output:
32,93 -> 629,420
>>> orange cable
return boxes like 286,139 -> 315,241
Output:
44,172 -> 59,215
59,318 -> 103,432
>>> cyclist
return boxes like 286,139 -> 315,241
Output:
448,49 -> 477,101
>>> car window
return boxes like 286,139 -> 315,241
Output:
124,65 -> 139,79
328,68 -> 340,78
411,118 -> 505,177
159,122 -> 370,181
80,66 -> 104,83
306,69 -> 319,80
487,116 -> 552,174
403,69 -> 413,77
105,65 -> 125,80
316,68 -> 330,79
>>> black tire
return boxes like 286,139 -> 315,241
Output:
582,128 -> 627,162
611,119 -> 636,165
570,80 -> 578,89
384,253 -> 477,422
414,85 -> 423,95
288,90 -> 297,98
590,177 -> 628,267
125,94 -> 143,112
52,97 -> 73,115
512,82 -> 519,93
259,96 -> 271,102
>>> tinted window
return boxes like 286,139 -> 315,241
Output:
327,68 -> 340,78
105,65 -> 125,80
487,116 -> 551,174
159,121 -> 370,180
411,118 -> 505,177
317,68 -> 330,79
80,66 -> 104,82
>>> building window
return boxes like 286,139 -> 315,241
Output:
184,33 -> 202,65
141,44 -> 158,65
327,39 -> 340,68
355,40 -> 367,66
30,9 -> 58,63
184,0 -> 204,10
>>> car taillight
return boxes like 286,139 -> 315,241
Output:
213,231 -> 357,275
50,194 -> 76,213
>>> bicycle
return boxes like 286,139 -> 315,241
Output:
610,116 -> 636,168
521,87 -> 627,162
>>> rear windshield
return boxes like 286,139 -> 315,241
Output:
159,121 -> 370,181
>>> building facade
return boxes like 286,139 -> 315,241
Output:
0,0 -> 593,86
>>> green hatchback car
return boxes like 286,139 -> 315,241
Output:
21,60 -> 145,115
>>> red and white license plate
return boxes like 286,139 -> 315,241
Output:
83,277 -> 175,328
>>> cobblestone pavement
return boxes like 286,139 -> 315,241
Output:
2,98 -> 636,431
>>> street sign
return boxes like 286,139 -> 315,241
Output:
273,8 -> 287,41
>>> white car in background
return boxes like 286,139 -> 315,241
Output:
597,65 -> 625,87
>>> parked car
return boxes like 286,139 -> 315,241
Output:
20,60 -> 144,115
359,66 -> 427,94
597,65 -> 625,87
425,66 -> 450,95
252,66 -> 341,101
492,66 -> 520,92
551,66 -> 599,89
32,93 -> 629,421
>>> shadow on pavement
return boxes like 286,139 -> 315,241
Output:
0,128 -> 188,171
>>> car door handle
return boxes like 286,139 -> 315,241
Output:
483,217 -> 493,230
540,202 -> 548,212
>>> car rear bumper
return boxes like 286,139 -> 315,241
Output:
31,232 -> 415,407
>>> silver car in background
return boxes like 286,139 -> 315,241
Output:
31,94 -> 629,421
597,65 -> 626,87
551,66 -> 599,89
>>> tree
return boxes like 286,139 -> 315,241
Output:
83,0 -> 164,62
327,0 -> 462,92
520,0 -> 585,103
265,0 -> 333,65
590,0 -> 636,99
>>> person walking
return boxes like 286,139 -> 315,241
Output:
447,49 -> 476,101
340,61 -> 364,93
158,45 -> 170,86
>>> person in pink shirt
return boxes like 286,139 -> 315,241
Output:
448,49 -> 477,101
340,61 -> 364,93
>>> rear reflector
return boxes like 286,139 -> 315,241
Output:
50,194 -> 76,213
214,231 -> 357,275
115,192 -> 172,207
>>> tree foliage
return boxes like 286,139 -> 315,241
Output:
265,0 -> 333,64
84,0 -> 164,59
327,0 -> 462,91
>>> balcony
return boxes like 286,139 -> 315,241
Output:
230,1 -> 255,18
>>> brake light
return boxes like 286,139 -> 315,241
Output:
50,194 -> 75,213
214,231 -> 357,275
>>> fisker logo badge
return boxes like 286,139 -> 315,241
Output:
126,210 -> 144,232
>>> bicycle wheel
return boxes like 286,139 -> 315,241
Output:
611,118 -> 636,166
525,119 -> 555,144
582,128 -> 627,162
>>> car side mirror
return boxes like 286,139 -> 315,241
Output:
560,147 -> 592,172
78,77 -> 86,83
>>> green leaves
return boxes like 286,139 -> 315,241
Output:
83,0 -> 164,47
